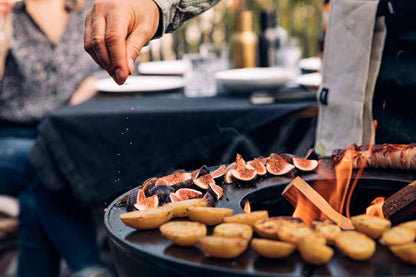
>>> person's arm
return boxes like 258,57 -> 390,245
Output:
69,76 -> 98,106
0,1 -> 15,81
84,0 -> 219,85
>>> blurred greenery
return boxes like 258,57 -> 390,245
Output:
153,0 -> 324,61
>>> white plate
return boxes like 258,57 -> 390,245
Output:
95,76 -> 185,93
299,57 -> 321,72
215,67 -> 292,93
295,73 -> 322,91
137,60 -> 191,76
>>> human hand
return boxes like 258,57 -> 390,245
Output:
0,0 -> 15,53
84,0 -> 160,85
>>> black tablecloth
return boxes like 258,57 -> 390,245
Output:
29,93 -> 315,206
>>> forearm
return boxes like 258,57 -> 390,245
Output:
0,51 -> 6,81
69,76 -> 97,105
153,0 -> 220,38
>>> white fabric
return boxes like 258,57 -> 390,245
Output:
315,0 -> 386,156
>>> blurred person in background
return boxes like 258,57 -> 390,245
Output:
0,0 -> 108,276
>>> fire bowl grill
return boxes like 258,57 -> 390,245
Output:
105,160 -> 416,277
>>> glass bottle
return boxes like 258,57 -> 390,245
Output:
231,10 -> 258,68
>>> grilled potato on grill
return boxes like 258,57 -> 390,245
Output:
351,214 -> 391,239
163,198 -> 208,217
254,217 -> 304,240
213,223 -> 253,240
251,238 -> 296,259
120,207 -> 173,230
390,243 -> 416,265
198,236 -> 249,259
335,231 -> 376,261
380,226 -> 416,246
187,207 -> 233,226
312,219 -> 342,245
398,220 -> 416,233
160,221 -> 207,246
298,235 -> 334,265
223,210 -> 269,226
277,225 -> 314,245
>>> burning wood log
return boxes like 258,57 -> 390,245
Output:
332,143 -> 416,170
383,181 -> 416,224
282,177 -> 354,230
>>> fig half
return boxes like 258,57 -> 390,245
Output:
231,168 -> 257,182
292,158 -> 318,171
141,177 -> 157,194
134,194 -> 159,210
194,174 -> 215,190
163,171 -> 191,186
211,165 -> 226,180
208,183 -> 224,200
247,158 -> 267,176
266,154 -> 295,175
176,188 -> 203,200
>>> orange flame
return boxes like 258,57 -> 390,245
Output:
383,101 -> 386,110
366,197 -> 385,219
243,201 -> 251,213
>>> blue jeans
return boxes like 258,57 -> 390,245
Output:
0,127 -> 102,276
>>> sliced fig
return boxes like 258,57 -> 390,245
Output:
211,165 -> 226,180
235,154 -> 247,170
149,185 -> 175,203
171,169 -> 186,174
226,162 -> 236,171
134,194 -> 159,210
280,153 -> 296,164
292,158 -> 318,171
194,174 -> 215,190
196,165 -> 210,179
171,179 -> 194,190
258,156 -> 269,165
304,148 -> 319,161
163,172 -> 191,185
176,188 -> 203,200
203,192 -> 216,207
247,158 -> 267,176
208,183 -> 223,200
231,168 -> 257,182
224,170 -> 235,184
137,189 -> 146,202
266,154 -> 295,175
126,188 -> 139,211
155,178 -> 170,186
167,192 -> 183,203
191,168 -> 200,180
141,177 -> 157,194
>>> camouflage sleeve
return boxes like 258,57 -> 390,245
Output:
152,0 -> 220,38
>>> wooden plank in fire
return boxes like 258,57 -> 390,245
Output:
383,180 -> 416,224
282,177 -> 354,230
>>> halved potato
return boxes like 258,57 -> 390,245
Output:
120,207 -> 173,230
398,220 -> 416,233
298,235 -> 334,265
187,207 -> 233,226
277,225 -> 313,245
251,238 -> 296,259
160,221 -> 207,246
351,214 -> 391,239
198,236 -> 249,259
213,223 -> 253,240
312,220 -> 342,245
254,217 -> 304,240
381,226 -> 415,246
223,210 -> 269,226
335,231 -> 375,261
163,198 -> 208,217
390,243 -> 416,265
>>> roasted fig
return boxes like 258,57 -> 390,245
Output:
155,178 -> 170,186
224,170 -> 235,184
226,162 -> 236,171
141,177 -> 157,194
292,158 -> 318,171
211,165 -> 226,180
231,168 -> 257,182
149,185 -> 175,203
171,179 -> 194,190
247,158 -> 267,176
163,171 -> 191,186
167,192 -> 183,203
134,194 -> 159,210
280,153 -> 296,164
266,154 -> 295,175
194,174 -> 215,190
208,183 -> 224,200
235,154 -> 247,170
191,168 -> 201,180
196,165 -> 210,179
126,188 -> 139,212
304,148 -> 319,160
203,192 -> 216,207
176,188 -> 203,200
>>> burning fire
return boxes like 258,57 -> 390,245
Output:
243,201 -> 251,213
366,197 -> 385,219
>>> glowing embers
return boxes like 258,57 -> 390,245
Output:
366,197 -> 386,219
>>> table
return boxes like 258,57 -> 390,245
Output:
29,90 -> 316,206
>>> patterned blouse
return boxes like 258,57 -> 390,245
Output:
0,0 -> 99,125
